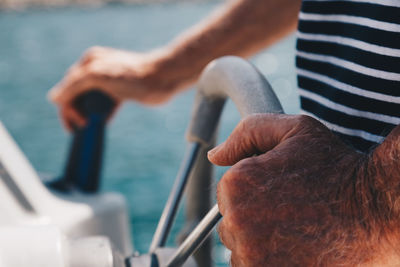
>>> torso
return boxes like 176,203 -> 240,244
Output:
296,0 -> 400,152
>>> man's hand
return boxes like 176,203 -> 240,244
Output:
48,47 -> 178,130
208,114 -> 400,266
48,0 -> 301,131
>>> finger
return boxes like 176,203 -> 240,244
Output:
60,110 -> 73,132
230,251 -> 245,267
106,101 -> 121,123
217,221 -> 235,251
216,158 -> 263,249
79,46 -> 110,66
48,64 -> 94,106
49,80 -> 88,106
216,178 -> 227,216
60,105 -> 86,131
207,114 -> 321,166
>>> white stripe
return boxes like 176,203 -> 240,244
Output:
302,0 -> 400,8
300,110 -> 384,143
299,12 -> 400,33
297,32 -> 400,58
297,50 -> 400,81
297,68 -> 400,103
299,88 -> 400,124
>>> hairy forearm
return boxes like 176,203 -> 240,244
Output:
368,126 -> 400,223
153,0 -> 301,94
348,125 -> 400,265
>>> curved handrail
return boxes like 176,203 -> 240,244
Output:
166,56 -> 284,267
186,56 -> 283,146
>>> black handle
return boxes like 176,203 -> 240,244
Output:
50,90 -> 115,193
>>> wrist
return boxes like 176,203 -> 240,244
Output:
124,48 -> 185,103
140,47 -> 198,99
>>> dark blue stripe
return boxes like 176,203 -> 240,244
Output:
78,114 -> 101,188
296,56 -> 400,96
297,75 -> 400,117
298,20 -> 400,50
300,96 -> 395,136
297,38 -> 400,73
301,1 -> 400,24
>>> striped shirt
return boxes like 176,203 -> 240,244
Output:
296,0 -> 400,152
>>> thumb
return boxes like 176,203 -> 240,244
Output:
48,84 -> 64,104
207,114 -> 313,166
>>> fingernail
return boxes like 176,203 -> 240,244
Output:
207,149 -> 216,158
208,144 -> 222,158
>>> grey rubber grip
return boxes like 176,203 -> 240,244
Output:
186,56 -> 284,146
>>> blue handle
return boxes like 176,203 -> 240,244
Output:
50,90 -> 115,193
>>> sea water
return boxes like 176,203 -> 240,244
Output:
0,2 -> 299,266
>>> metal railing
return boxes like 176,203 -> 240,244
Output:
146,56 -> 283,267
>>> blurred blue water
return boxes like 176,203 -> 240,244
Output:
0,3 -> 299,266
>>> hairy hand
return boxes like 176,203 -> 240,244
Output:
208,114 -> 400,266
48,46 -> 175,130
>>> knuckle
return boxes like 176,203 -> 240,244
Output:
235,243 -> 253,264
218,158 -> 259,203
238,114 -> 260,131
81,46 -> 105,63
84,63 -> 97,75
216,180 -> 224,199
65,64 -> 79,76
225,211 -> 243,231
217,222 -> 227,243
216,183 -> 225,214
296,114 -> 315,126
235,157 -> 259,176
295,114 -> 326,133
86,46 -> 103,54
222,164 -> 248,189
230,252 -> 242,267
235,114 -> 268,145
222,158 -> 260,190
84,63 -> 105,80
217,168 -> 246,213
82,50 -> 94,61
218,220 -> 236,252
219,211 -> 243,241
